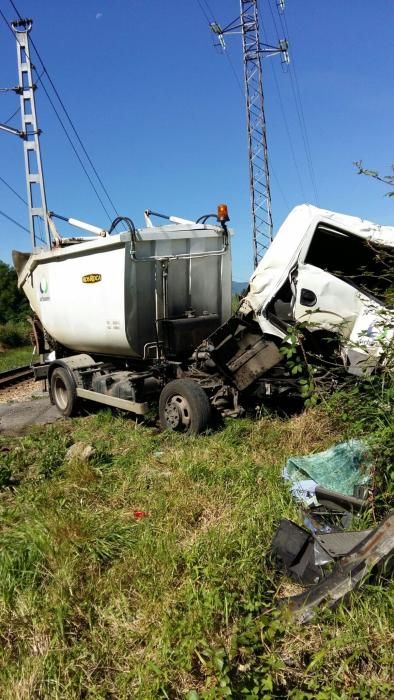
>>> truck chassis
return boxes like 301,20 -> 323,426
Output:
33,314 -> 289,434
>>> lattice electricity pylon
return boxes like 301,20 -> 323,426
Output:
240,1 -> 288,266
11,19 -> 50,249
210,2 -> 288,267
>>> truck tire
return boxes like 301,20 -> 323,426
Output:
50,366 -> 79,417
159,379 -> 211,435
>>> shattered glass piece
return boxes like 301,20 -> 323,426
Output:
283,439 -> 371,497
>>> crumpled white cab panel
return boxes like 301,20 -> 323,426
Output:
247,204 -> 394,317
244,204 -> 394,373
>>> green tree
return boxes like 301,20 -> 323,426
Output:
0,260 -> 29,324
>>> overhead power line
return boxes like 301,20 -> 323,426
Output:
2,106 -> 21,125
224,45 -> 244,95
0,175 -> 27,205
0,8 -> 11,29
258,12 -> 306,201
269,62 -> 307,201
0,207 -> 29,233
4,1 -> 120,224
32,69 -> 115,223
286,64 -> 319,204
267,0 -> 319,204
200,0 -> 216,22
196,0 -> 212,24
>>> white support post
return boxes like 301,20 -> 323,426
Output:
12,19 -> 51,250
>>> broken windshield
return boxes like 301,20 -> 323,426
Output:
304,224 -> 393,306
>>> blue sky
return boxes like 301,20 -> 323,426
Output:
0,0 -> 393,281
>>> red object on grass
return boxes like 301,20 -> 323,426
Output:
133,510 -> 148,520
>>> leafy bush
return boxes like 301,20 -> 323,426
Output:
0,319 -> 30,348
0,260 -> 29,324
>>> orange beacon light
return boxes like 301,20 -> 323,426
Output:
217,203 -> 230,223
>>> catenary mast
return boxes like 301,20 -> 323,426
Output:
0,18 -> 50,249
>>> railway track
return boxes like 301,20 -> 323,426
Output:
0,365 -> 34,389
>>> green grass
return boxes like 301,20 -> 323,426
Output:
0,406 -> 392,698
0,346 -> 34,372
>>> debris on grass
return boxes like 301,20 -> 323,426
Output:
276,437 -> 392,627
271,517 -> 374,585
133,510 -> 149,520
286,511 -> 394,623
283,439 -> 372,507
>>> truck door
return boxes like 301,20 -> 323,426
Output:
293,225 -> 364,332
292,224 -> 390,372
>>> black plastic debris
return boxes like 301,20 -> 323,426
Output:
272,518 -> 373,586
271,519 -> 323,585
285,511 -> 394,623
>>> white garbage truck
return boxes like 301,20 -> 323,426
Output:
13,205 -> 239,434
13,203 -> 393,433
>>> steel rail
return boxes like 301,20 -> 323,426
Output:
0,364 -> 33,388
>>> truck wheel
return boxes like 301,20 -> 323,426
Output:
50,366 -> 78,417
159,379 -> 211,435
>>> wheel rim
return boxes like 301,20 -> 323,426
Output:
164,394 -> 191,431
53,374 -> 69,411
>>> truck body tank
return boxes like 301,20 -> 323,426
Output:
13,222 -> 232,360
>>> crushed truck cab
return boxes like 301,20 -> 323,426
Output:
240,205 -> 394,376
